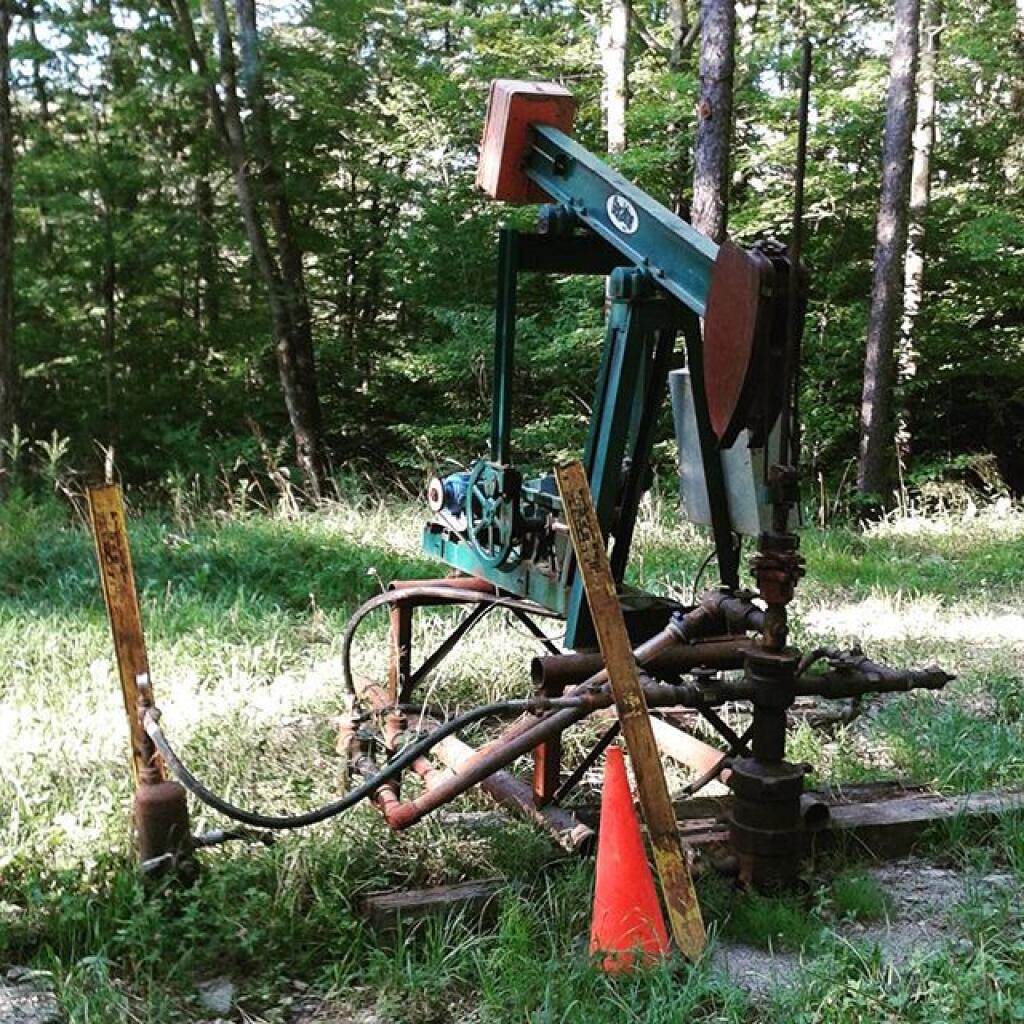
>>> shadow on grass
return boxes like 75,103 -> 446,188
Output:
0,493 -> 441,622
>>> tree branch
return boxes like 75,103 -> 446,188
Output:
630,8 -> 668,57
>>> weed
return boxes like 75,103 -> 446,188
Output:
825,871 -> 890,923
724,891 -> 822,953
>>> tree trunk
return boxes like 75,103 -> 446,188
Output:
668,0 -> 689,69
691,0 -> 735,242
233,0 -> 324,493
1009,0 -> 1024,182
167,0 -> 325,495
857,0 -> 921,499
898,0 -> 941,459
26,2 -> 52,256
601,0 -> 630,154
667,0 -> 699,215
26,2 -> 49,125
1014,0 -> 1024,113
195,114 -> 219,333
0,0 -> 14,498
101,198 -> 117,446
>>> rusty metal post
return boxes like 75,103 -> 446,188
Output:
88,484 -> 191,874
387,602 -> 413,705
730,461 -> 808,891
532,675 -> 563,806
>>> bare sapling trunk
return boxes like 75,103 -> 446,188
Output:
667,0 -> 700,215
898,0 -> 941,460
1015,0 -> 1024,113
601,0 -> 630,154
101,197 -> 117,445
0,0 -> 14,498
166,0 -> 325,497
858,0 -> 921,500
691,0 -> 735,242
669,0 -> 700,70
195,112 -> 219,333
233,0 -> 324,495
1008,0 -> 1024,181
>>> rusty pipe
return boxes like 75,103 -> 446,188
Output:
425,727 -> 594,853
461,618 -> 693,766
411,755 -> 445,788
799,659 -> 954,697
354,755 -> 404,821
354,670 -> 728,834
358,679 -> 591,827
357,681 -> 594,852
649,716 -> 733,784
532,637 -> 752,692
387,576 -> 498,606
649,717 -> 830,829
800,793 -> 830,831
699,590 -> 766,634
349,612 -> 760,838
527,594 -> 762,695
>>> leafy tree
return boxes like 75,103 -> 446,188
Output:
0,0 -> 1019,501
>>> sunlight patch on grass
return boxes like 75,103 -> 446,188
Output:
803,594 -> 1024,648
864,500 -> 1024,544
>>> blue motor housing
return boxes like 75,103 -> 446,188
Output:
427,471 -> 471,521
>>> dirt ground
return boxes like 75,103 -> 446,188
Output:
711,858 -> 1018,998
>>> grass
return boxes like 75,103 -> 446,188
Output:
1,487 -> 1023,1020
825,871 -> 890,923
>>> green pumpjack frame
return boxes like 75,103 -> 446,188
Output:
423,125 -> 739,649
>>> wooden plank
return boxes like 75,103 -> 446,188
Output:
555,460 -> 706,960
821,788 -> 1024,860
606,788 -> 1024,864
87,484 -> 161,785
360,879 -> 507,944
576,781 -> 936,829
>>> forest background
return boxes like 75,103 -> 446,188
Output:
0,0 -> 1020,508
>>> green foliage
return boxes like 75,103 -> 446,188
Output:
725,892 -> 822,953
771,921 -> 1024,1024
2,0 -> 1020,495
826,871 -> 890,923
877,697 -> 1024,792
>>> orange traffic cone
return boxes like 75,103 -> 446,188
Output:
589,745 -> 671,972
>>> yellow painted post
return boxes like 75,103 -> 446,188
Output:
555,460 -> 706,960
87,483 -> 161,785
89,484 -> 191,873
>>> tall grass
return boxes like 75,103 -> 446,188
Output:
1,488 -> 1023,1020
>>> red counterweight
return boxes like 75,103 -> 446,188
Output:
476,79 -> 576,203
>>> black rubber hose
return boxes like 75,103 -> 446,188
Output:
143,693 -> 584,831
340,586 -> 558,697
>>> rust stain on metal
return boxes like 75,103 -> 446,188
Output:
88,484 -> 162,786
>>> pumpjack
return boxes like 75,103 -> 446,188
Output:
93,75 -> 953,907
398,79 -> 951,887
